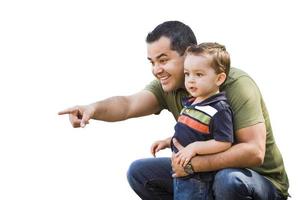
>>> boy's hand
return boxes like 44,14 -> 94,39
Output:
175,142 -> 197,167
58,105 -> 95,128
171,139 -> 189,177
150,139 -> 170,157
171,152 -> 188,178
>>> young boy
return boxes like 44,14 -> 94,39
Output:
151,42 -> 234,200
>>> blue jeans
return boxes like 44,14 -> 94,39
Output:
174,172 -> 214,200
127,157 -> 286,200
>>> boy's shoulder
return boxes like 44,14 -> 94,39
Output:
186,92 -> 232,117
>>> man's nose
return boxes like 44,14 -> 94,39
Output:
153,64 -> 163,75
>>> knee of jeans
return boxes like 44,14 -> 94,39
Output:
213,169 -> 249,194
127,160 -> 142,185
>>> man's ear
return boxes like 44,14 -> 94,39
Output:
216,72 -> 226,86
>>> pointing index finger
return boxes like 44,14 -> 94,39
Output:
58,107 -> 77,115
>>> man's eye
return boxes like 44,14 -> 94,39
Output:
159,59 -> 167,64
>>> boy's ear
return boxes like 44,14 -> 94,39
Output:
216,72 -> 227,86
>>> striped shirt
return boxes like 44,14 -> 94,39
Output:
171,92 -> 234,153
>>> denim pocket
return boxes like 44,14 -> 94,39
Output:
174,174 -> 214,200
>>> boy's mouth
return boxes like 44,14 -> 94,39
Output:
188,86 -> 197,92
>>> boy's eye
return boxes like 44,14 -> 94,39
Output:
196,73 -> 203,77
184,72 -> 189,76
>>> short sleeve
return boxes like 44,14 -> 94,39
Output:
144,79 -> 167,113
225,76 -> 265,131
211,108 -> 234,143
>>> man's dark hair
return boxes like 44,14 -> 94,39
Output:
146,21 -> 197,56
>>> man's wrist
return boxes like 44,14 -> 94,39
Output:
191,155 -> 212,173
184,161 -> 194,175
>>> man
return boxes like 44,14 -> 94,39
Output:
59,21 -> 289,199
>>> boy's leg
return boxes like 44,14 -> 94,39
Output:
173,173 -> 214,200
127,157 -> 173,200
213,168 -> 286,200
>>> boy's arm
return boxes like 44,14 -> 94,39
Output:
150,137 -> 172,157
192,139 -> 231,155
173,138 -> 231,167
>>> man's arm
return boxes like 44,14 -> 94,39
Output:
58,90 -> 160,127
91,90 -> 160,121
191,123 -> 266,172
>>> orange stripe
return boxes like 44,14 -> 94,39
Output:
178,115 -> 210,134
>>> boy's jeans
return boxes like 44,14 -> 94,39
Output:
127,157 -> 286,200
174,172 -> 214,200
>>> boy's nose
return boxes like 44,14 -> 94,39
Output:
187,76 -> 196,83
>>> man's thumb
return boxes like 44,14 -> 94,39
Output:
80,114 -> 90,128
172,138 -> 184,150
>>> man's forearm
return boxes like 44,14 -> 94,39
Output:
191,142 -> 263,172
91,96 -> 130,122
89,90 -> 160,122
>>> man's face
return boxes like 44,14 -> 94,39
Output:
147,37 -> 185,92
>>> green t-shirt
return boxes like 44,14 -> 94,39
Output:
145,67 -> 289,197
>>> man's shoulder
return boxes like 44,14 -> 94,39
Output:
222,67 -> 258,93
223,67 -> 251,86
222,68 -> 265,130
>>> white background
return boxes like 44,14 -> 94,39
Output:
0,0 -> 299,199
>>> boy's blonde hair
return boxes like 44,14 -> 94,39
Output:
186,42 -> 230,76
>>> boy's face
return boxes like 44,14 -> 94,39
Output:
184,54 -> 225,99
147,37 -> 185,92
